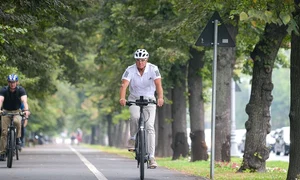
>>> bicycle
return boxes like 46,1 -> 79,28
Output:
0,110 -> 26,168
126,96 -> 157,180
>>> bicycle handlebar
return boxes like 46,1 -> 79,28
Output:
126,97 -> 157,107
0,111 -> 27,117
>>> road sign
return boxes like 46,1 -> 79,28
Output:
196,11 -> 235,47
195,11 -> 235,180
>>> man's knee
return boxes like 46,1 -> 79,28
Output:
1,128 -> 7,137
147,128 -> 155,135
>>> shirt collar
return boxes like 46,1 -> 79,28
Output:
135,63 -> 149,75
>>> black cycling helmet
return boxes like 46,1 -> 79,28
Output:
7,74 -> 18,82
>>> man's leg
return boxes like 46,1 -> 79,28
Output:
14,115 -> 22,139
129,105 -> 140,138
0,116 -> 10,160
128,105 -> 139,150
145,105 -> 157,168
12,115 -> 22,149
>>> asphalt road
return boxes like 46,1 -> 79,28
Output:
0,143 -> 207,180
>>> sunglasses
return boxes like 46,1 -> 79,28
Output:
136,59 -> 147,62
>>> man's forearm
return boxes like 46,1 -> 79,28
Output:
157,86 -> 163,99
120,86 -> 126,99
0,97 -> 4,109
24,103 -> 29,110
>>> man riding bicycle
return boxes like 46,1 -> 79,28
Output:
119,49 -> 164,168
0,74 -> 30,161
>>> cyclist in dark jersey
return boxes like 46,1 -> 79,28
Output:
0,74 -> 30,161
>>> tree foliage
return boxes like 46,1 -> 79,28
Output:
0,0 -> 298,175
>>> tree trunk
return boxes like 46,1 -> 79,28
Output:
215,46 -> 234,162
215,18 -> 238,162
124,120 -> 130,148
95,124 -> 100,144
107,115 -> 113,147
238,23 -> 288,172
91,125 -> 96,144
98,120 -> 107,145
115,121 -> 125,148
188,47 -> 208,161
90,124 -> 100,144
171,64 -> 189,160
156,88 -> 172,157
287,2 -> 300,179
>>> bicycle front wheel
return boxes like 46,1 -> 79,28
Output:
139,130 -> 145,180
16,143 -> 19,160
7,130 -> 15,168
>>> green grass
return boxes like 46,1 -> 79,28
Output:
84,144 -> 288,180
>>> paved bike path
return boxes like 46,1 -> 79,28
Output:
0,143 -> 208,180
75,145 -> 207,180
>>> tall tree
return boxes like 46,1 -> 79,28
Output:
171,64 -> 189,160
156,89 -> 173,157
287,0 -> 300,179
215,16 -> 238,162
238,22 -> 288,172
188,47 -> 208,161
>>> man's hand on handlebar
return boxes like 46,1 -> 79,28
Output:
22,109 -> 30,119
119,98 -> 126,106
157,98 -> 164,107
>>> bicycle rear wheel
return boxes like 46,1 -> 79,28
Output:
7,130 -> 15,168
139,130 -> 145,180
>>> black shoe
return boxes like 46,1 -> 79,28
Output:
0,154 -> 6,161
16,138 -> 22,145
17,144 -> 22,152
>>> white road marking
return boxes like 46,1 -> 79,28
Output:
70,146 -> 108,180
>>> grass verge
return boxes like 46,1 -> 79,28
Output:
84,144 -> 288,180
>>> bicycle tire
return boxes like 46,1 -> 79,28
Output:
16,144 -> 19,160
135,133 -> 139,162
7,130 -> 15,168
139,129 -> 145,180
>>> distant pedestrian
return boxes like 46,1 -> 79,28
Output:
76,128 -> 83,145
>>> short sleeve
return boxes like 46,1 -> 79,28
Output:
152,65 -> 161,80
0,87 -> 6,97
121,69 -> 131,82
19,86 -> 27,96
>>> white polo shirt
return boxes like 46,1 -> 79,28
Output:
122,63 -> 161,98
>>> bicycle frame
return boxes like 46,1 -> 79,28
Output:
126,96 -> 156,180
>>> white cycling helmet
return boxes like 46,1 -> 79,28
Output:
134,49 -> 149,59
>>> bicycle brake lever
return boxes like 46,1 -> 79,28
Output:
0,111 -> 6,116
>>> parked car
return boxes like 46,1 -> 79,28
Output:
235,129 -> 246,152
238,132 -> 246,153
266,132 -> 276,153
237,130 -> 276,153
274,126 -> 290,156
